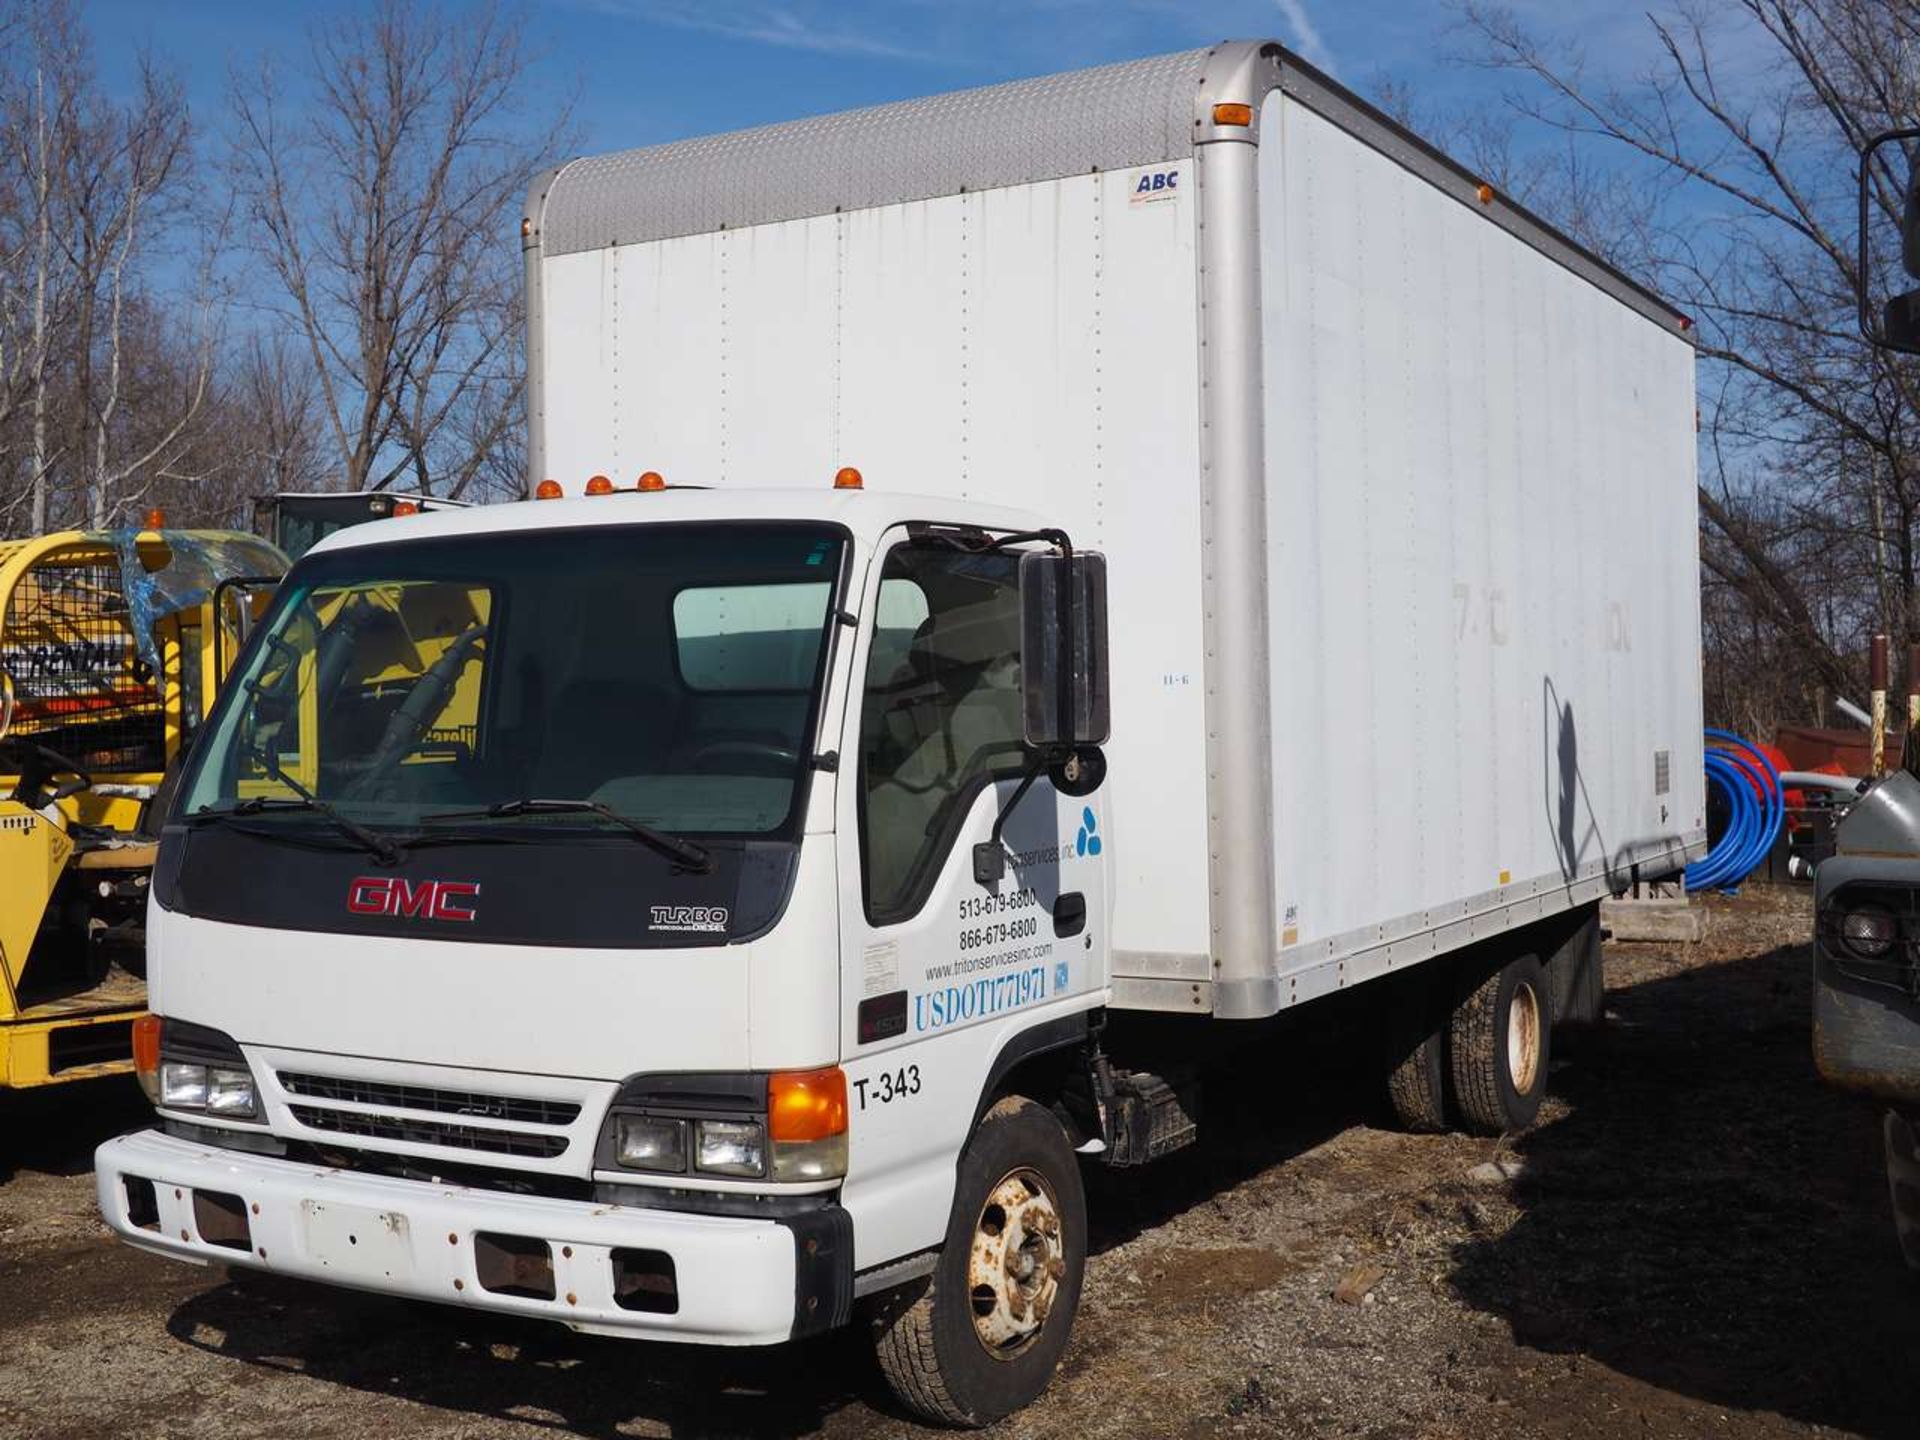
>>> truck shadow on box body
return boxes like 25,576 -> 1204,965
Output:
1446,937 -> 1918,1437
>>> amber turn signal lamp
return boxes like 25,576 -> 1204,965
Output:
833,467 -> 863,491
637,471 -> 666,492
1212,102 -> 1253,127
392,499 -> 420,516
768,1067 -> 849,1142
534,479 -> 564,500
143,508 -> 166,528
585,474 -> 615,495
132,1014 -> 162,1104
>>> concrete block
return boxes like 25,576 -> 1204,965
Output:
1599,895 -> 1707,943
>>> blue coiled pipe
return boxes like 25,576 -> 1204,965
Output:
1683,728 -> 1784,892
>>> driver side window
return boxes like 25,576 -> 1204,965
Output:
859,545 -> 1026,925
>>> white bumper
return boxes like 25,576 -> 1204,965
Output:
96,1128 -> 807,1346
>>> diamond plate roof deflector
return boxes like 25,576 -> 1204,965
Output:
539,46 -> 1217,255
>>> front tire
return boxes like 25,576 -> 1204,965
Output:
874,1095 -> 1087,1427
1450,953 -> 1551,1135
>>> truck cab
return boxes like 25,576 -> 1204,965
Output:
96,485 -> 1114,1421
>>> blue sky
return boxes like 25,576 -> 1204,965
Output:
81,0 -> 1668,162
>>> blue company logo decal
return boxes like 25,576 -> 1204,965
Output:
1075,806 -> 1102,857
1054,960 -> 1071,991
915,967 -> 1048,1032
1129,167 -> 1180,205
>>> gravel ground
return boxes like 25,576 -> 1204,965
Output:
2,886 -> 1915,1439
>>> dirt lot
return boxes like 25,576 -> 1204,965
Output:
2,887 -> 1915,1439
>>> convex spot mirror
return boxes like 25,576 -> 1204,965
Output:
1049,745 -> 1106,798
1019,550 -> 1110,753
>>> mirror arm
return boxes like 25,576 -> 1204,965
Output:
973,752 -> 1051,886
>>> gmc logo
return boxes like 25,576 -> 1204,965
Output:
347,876 -> 480,923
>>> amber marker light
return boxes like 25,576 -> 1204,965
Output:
585,474 -> 615,495
833,466 -> 863,490
143,508 -> 167,528
534,479 -> 564,500
769,1067 -> 849,1142
132,1015 -> 162,1104
637,470 -> 667,492
1212,102 -> 1253,127
392,500 -> 420,516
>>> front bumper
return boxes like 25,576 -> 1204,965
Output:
96,1128 -> 847,1346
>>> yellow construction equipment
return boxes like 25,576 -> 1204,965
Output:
0,525 -> 286,1088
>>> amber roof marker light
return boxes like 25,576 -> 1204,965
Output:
834,466 -> 863,490
585,474 -> 615,495
533,479 -> 564,500
637,470 -> 667,492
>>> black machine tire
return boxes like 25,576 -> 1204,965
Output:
1449,953 -> 1551,1135
1884,1109 -> 1920,1271
873,1096 -> 1087,1428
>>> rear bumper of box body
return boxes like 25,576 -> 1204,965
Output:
96,1128 -> 846,1346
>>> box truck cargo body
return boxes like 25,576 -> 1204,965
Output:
526,42 -> 1706,1015
96,41 -> 1705,1427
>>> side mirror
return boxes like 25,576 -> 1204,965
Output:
0,670 -> 12,742
1019,550 -> 1109,751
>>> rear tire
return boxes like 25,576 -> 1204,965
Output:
873,1096 -> 1086,1427
1450,953 -> 1550,1135
1385,985 -> 1449,1133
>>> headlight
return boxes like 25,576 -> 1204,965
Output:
615,1115 -> 687,1172
695,1119 -> 766,1177
160,1061 -> 208,1108
205,1067 -> 258,1118
1842,907 -> 1898,958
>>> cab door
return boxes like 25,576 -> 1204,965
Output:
833,526 -> 1110,1268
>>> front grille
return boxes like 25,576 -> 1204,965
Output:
287,1104 -> 571,1159
278,1072 -> 580,1126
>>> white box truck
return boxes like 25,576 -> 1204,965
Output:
95,40 -> 1705,1426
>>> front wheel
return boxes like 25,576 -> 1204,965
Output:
873,1095 -> 1087,1427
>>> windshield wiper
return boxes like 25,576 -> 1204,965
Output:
200,746 -> 404,866
423,798 -> 712,873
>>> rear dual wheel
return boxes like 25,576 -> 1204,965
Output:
1386,952 -> 1552,1136
1450,953 -> 1550,1135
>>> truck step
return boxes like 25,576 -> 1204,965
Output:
1101,1068 -> 1199,1166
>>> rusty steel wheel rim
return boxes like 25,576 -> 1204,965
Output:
1508,978 -> 1542,1096
967,1166 -> 1065,1360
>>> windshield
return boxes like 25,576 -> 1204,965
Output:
179,523 -> 846,838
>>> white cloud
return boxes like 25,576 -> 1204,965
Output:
1273,0 -> 1337,75
583,1 -> 932,62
